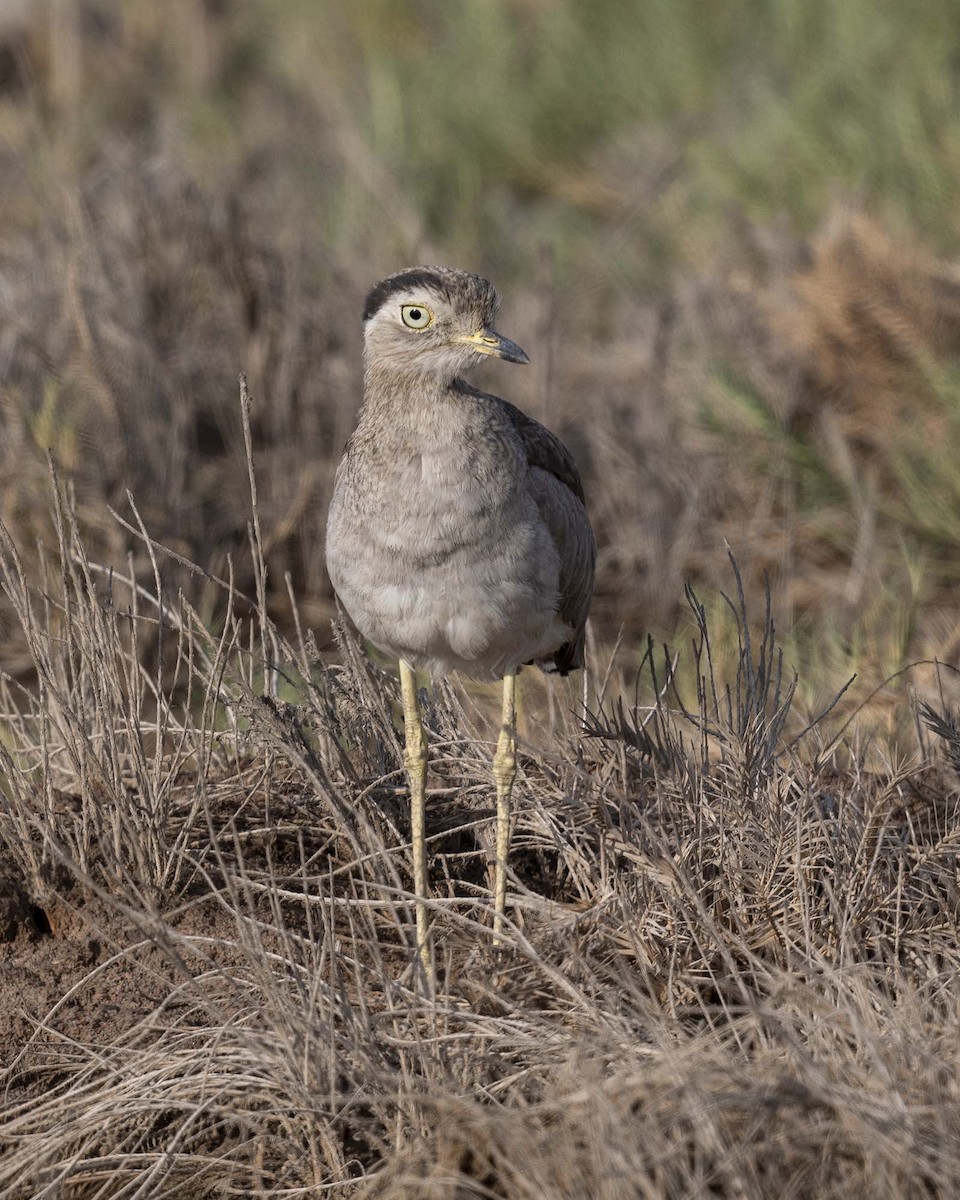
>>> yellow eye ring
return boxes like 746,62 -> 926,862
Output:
401,304 -> 433,329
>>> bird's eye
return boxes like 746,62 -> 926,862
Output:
401,304 -> 433,329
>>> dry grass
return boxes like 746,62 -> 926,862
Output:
2,444 -> 960,1197
0,2 -> 959,682
3,4 -> 960,1196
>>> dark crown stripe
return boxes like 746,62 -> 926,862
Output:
362,268 -> 452,322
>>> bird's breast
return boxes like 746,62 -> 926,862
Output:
337,429 -> 523,556
324,404 -> 568,675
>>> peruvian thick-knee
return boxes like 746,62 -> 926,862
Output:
325,266 -> 596,976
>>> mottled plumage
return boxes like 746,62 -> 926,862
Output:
324,266 -> 595,979
326,267 -> 595,678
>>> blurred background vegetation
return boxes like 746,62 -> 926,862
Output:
3,0 -> 960,725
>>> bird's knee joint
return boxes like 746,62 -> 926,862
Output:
404,738 -> 427,773
493,751 -> 516,789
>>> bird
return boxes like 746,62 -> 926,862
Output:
325,266 -> 595,981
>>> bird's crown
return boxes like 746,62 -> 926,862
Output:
362,266 -> 499,323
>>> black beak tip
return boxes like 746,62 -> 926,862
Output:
499,339 -> 529,365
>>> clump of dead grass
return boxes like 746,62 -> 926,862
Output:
2,447 -> 960,1196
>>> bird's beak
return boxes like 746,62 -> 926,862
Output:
454,329 -> 530,364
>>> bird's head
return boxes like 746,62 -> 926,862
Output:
361,266 -> 529,384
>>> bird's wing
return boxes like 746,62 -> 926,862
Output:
495,398 -> 597,673
500,401 -> 587,503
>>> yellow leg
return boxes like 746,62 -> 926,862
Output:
399,659 -> 431,984
492,669 -> 517,945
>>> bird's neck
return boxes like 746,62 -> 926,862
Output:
359,367 -> 466,430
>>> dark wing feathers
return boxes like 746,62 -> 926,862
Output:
499,401 -> 587,503
495,398 -> 596,674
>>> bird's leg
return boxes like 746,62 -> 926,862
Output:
492,669 -> 518,945
399,659 -> 431,983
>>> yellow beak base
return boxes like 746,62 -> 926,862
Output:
455,329 -> 530,364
